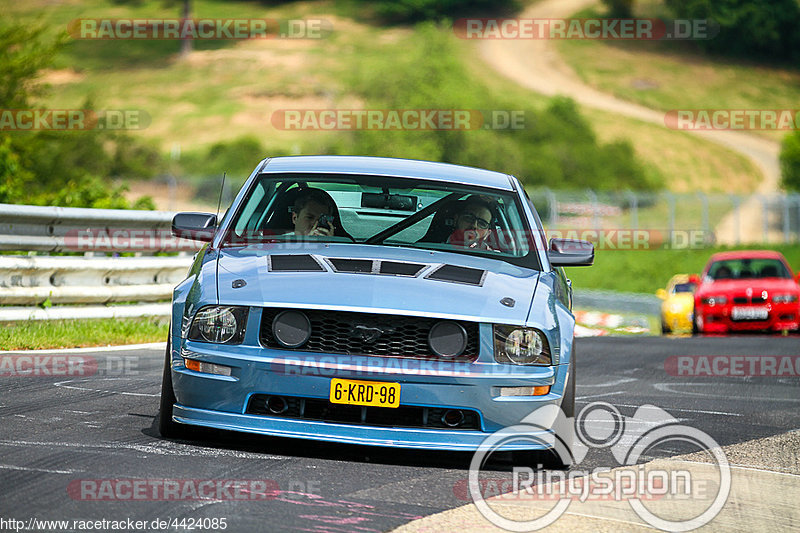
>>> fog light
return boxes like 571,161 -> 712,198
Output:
272,310 -> 312,348
184,358 -> 232,377
498,386 -> 551,397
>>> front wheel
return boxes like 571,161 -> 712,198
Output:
158,338 -> 190,439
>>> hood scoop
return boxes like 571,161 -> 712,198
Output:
327,257 -> 427,277
266,254 -> 482,285
425,264 -> 486,286
268,254 -> 325,272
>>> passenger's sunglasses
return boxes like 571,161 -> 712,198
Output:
458,213 -> 491,230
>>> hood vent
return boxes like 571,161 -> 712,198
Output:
379,261 -> 427,277
326,258 -> 427,277
426,264 -> 486,286
328,258 -> 374,273
269,254 -> 325,272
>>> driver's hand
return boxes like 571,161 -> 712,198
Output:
309,222 -> 335,237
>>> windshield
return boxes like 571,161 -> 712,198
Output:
707,258 -> 791,281
223,173 -> 538,267
673,282 -> 696,293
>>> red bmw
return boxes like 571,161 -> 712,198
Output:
694,250 -> 800,334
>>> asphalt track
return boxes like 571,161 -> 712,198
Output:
1,336 -> 798,532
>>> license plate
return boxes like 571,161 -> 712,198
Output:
731,306 -> 768,321
329,378 -> 400,408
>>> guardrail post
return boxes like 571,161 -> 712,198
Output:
665,192 -> 675,241
587,189 -> 599,232
625,190 -> 638,230
783,195 -> 791,244
729,194 -> 740,245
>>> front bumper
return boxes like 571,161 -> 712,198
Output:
698,303 -> 800,333
169,332 -> 570,451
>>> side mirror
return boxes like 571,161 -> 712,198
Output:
656,288 -> 668,300
548,238 -> 594,267
689,274 -> 701,284
172,212 -> 217,242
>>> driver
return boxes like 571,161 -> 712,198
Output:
447,196 -> 495,250
290,189 -> 336,237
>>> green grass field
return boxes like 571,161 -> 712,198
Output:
0,317 -> 168,350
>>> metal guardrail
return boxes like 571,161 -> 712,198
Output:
573,289 -> 661,316
0,203 -> 202,321
0,202 -> 199,253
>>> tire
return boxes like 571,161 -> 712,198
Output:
158,337 -> 190,439
660,318 -> 671,335
691,315 -> 699,336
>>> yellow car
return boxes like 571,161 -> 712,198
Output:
656,274 -> 699,334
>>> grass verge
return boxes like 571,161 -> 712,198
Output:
565,244 -> 800,294
0,317 -> 168,350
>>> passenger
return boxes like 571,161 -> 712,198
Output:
447,197 -> 495,250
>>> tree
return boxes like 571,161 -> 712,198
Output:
780,131 -> 800,191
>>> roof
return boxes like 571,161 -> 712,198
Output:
708,250 -> 788,262
259,156 -> 515,191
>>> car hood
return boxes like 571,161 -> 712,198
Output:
216,244 -> 540,325
697,278 -> 800,296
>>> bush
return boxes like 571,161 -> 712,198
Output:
664,0 -> 800,62
601,0 -> 635,17
180,135 -> 276,180
0,20 -> 159,209
362,0 -> 521,24
780,131 -> 800,192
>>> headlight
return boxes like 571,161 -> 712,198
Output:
188,306 -> 248,344
773,294 -> 799,303
701,296 -> 727,306
493,325 -> 551,365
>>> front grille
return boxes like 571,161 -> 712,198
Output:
733,295 -> 767,304
246,394 -> 481,430
260,308 -> 479,362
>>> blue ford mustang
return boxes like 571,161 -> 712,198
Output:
159,156 -> 592,461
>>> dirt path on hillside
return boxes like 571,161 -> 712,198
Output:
479,0 -> 782,244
